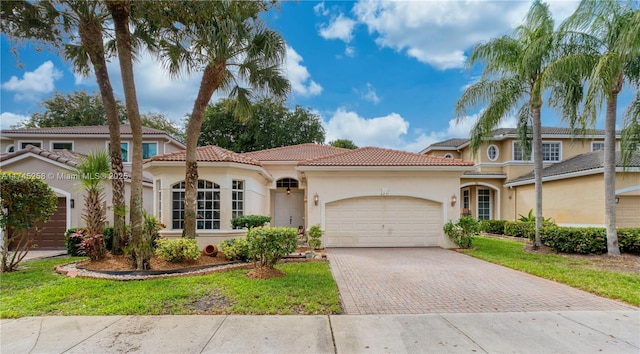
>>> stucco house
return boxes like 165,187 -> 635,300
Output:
422,127 -> 640,227
0,125 -> 185,248
144,143 -> 474,248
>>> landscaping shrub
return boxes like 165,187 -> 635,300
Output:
308,224 -> 322,250
480,219 -> 507,234
1,171 -> 58,272
231,215 -> 271,229
443,216 -> 480,248
103,226 -> 114,251
155,238 -> 200,262
126,211 -> 163,270
504,221 -> 536,239
65,228 -> 88,256
618,228 -> 640,254
542,226 -> 607,254
220,237 -> 250,262
79,234 -> 107,261
246,227 -> 297,268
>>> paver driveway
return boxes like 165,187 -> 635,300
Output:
327,248 -> 636,315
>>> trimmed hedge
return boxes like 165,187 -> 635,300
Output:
220,237 -> 250,262
503,221 -> 535,239
155,238 -> 200,262
480,220 -> 507,234
542,226 -> 640,255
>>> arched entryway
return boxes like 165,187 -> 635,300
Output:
273,178 -> 304,228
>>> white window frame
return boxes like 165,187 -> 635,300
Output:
443,153 -> 454,159
512,141 -> 527,161
232,180 -> 245,223
462,188 -> 470,210
5,144 -> 15,153
487,145 -> 499,161
155,180 -> 162,220
591,141 -> 605,152
18,140 -> 43,150
171,180 -> 220,230
541,141 -> 562,162
476,188 -> 492,220
50,141 -> 74,151
106,141 -> 130,163
142,141 -> 158,159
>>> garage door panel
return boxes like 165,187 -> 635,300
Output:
325,196 -> 443,247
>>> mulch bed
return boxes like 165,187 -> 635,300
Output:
77,252 -> 230,271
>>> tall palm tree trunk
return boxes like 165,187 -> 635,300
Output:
77,15 -> 126,254
604,78 -> 621,256
532,104 -> 544,248
183,62 -> 226,238
107,0 -> 145,267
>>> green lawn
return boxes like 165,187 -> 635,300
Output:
462,237 -> 640,306
0,258 -> 342,318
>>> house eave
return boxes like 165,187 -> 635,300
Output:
504,167 -> 640,187
296,165 -> 475,172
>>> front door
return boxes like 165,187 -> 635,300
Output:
274,192 -> 304,228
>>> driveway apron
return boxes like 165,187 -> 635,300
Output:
326,248 -> 636,315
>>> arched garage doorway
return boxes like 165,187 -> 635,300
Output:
324,196 -> 443,247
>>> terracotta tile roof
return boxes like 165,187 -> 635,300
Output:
506,151 -> 640,185
1,124 -> 170,136
0,144 -> 155,183
299,147 -> 474,167
243,143 -> 349,161
149,145 -> 262,166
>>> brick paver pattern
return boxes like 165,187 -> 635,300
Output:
327,248 -> 637,315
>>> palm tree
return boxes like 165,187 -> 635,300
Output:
134,1 -> 290,238
74,150 -> 110,238
455,0 -> 567,247
1,1 -> 128,254
105,0 -> 146,268
555,0 -> 640,256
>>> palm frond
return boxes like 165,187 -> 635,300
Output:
621,91 -> 640,167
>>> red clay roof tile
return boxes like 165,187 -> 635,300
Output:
298,147 -> 474,167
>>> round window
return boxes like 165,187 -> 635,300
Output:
487,145 -> 498,161
444,153 -> 453,159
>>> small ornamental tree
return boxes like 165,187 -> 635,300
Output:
246,227 -> 297,269
1,172 -> 58,272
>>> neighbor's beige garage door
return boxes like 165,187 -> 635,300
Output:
324,196 -> 442,247
617,196 -> 640,228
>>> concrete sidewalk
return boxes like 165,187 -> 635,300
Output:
2,311 -> 638,353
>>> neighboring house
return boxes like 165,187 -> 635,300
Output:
0,125 -> 185,249
422,127 -> 640,227
144,143 -> 474,248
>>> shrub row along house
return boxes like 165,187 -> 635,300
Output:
2,125 -> 638,250
421,127 -> 640,228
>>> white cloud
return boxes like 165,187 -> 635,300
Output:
313,2 -> 329,16
1,61 -> 62,101
283,46 -> 323,97
319,13 -> 357,42
106,51 -> 202,125
351,0 -> 579,70
324,108 -> 408,148
344,46 -> 356,57
359,82 -> 380,104
0,112 -> 30,129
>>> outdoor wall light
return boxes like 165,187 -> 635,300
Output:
286,187 -> 291,195
615,196 -> 619,204
451,194 -> 457,207
314,193 -> 319,206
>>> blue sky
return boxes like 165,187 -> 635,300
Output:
1,1 -> 634,152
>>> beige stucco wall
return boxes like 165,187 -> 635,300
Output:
1,154 -> 153,230
145,162 -> 273,247
300,169 -> 464,248
513,172 -> 640,226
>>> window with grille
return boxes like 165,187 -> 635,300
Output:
541,142 -> 561,161
172,180 -> 220,230
232,180 -> 244,221
477,189 -> 491,220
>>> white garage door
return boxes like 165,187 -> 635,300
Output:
325,196 -> 442,247
617,196 -> 640,228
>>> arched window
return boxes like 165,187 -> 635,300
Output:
172,180 -> 220,230
444,153 -> 454,159
276,178 -> 298,188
